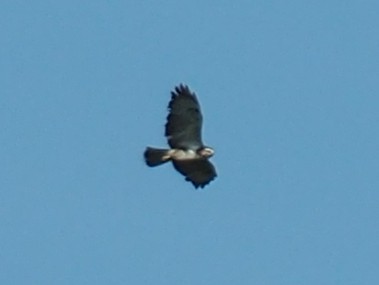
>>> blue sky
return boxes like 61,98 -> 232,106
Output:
1,1 -> 378,284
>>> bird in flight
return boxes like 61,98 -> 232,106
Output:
144,84 -> 217,189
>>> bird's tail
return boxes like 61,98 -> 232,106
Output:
144,147 -> 171,167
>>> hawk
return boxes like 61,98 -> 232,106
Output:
144,84 -> 217,189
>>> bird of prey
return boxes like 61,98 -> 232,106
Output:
144,84 -> 217,189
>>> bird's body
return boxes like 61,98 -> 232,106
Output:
144,84 -> 217,189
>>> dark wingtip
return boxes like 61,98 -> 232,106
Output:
173,84 -> 192,96
176,84 -> 188,93
169,84 -> 193,109
188,179 -> 214,190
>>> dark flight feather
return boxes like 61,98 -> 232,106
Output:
173,159 -> 217,188
165,84 -> 204,150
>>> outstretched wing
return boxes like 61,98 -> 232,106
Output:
165,85 -> 204,149
173,159 -> 217,189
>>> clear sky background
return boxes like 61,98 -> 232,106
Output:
1,1 -> 378,284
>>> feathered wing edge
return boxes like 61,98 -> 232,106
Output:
173,159 -> 217,189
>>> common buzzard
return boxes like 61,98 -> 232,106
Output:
144,84 -> 217,189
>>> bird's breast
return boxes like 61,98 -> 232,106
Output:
169,149 -> 200,160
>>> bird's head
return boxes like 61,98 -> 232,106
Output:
198,147 -> 214,158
